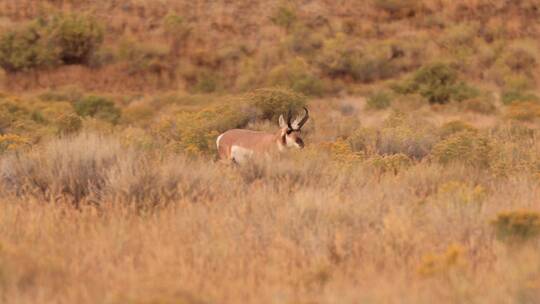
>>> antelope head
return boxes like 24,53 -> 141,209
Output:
278,107 -> 309,149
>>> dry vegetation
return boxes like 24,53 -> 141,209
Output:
1,0 -> 540,303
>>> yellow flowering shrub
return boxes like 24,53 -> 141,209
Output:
378,112 -> 437,159
56,114 -> 82,136
439,120 -> 477,139
434,180 -> 486,205
432,131 -> 493,168
267,57 -> 325,96
417,244 -> 467,277
348,112 -> 437,160
0,134 -> 31,153
247,87 -> 307,120
118,127 -> 157,150
506,101 -> 540,122
347,127 -> 379,154
154,99 -> 251,156
320,139 -> 363,165
368,153 -> 412,174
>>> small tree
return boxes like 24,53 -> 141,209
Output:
0,22 -> 59,72
50,14 -> 104,64
411,63 -> 458,104
74,95 -> 121,124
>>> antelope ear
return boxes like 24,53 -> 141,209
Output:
278,114 -> 287,129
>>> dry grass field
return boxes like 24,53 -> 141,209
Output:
1,0 -> 540,303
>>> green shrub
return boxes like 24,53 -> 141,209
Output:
355,41 -> 416,82
316,33 -> 355,79
121,104 -> 155,126
492,210 -> 540,244
247,87 -> 307,121
450,82 -> 481,102
0,14 -> 104,71
0,22 -> 58,72
286,25 -> 324,56
439,120 -> 477,139
461,97 -> 497,114
50,14 -> 104,64
502,74 -> 532,92
488,41 -> 539,85
38,86 -> 83,102
117,39 -> 169,75
317,34 -> 395,82
74,95 -> 121,124
87,47 -> 116,68
394,63 -> 479,104
410,63 -> 457,103
192,69 -> 224,93
432,131 -> 493,168
439,24 -> 478,72
163,12 -> 191,56
317,34 -> 402,83
440,23 -> 477,54
163,12 -> 191,40
352,53 -> 396,83
31,110 -> 47,124
267,58 -> 324,96
290,75 -> 325,97
503,43 -> 537,74
501,90 -> 539,105
366,90 -> 392,110
270,5 -> 297,31
0,101 -> 42,134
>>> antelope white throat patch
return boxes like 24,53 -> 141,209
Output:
285,134 -> 302,149
231,145 -> 254,164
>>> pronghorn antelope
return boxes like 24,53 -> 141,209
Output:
216,107 -> 309,164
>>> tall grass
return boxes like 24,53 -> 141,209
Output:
0,133 -> 235,207
1,0 -> 540,303
0,132 -> 539,303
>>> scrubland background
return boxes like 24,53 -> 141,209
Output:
1,0 -> 540,303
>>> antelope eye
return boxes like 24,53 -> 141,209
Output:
286,129 -> 293,135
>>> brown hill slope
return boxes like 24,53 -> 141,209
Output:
0,0 -> 538,93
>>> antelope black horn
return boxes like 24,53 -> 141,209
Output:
296,107 -> 309,130
286,109 -> 293,130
